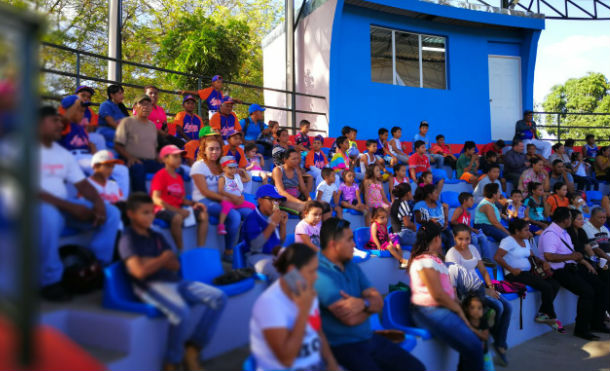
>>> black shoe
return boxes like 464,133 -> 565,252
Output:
591,326 -> 610,334
482,258 -> 497,268
573,331 -> 600,341
40,282 -> 72,302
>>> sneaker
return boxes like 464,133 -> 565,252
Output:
552,320 -> 567,334
399,260 -> 408,269
485,308 -> 496,329
217,224 -> 227,235
534,313 -> 554,324
492,343 -> 508,367
40,282 -> 72,302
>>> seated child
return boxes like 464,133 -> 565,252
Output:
390,183 -> 416,247
150,145 -> 208,250
461,295 -> 492,370
245,143 -> 271,184
119,193 -> 226,371
430,134 -> 457,169
450,192 -> 494,264
564,139 -> 575,158
414,120 -> 444,169
388,126 -> 409,164
366,207 -> 407,268
506,190 -> 526,219
88,150 -> 126,204
304,135 -> 329,186
583,134 -> 598,164
408,140 -> 431,182
363,164 -> 390,211
571,151 -> 599,191
376,128 -> 396,166
174,95 -> 204,143
338,168 -> 368,219
316,168 -> 342,220
545,182 -> 569,215
293,119 -> 311,152
217,156 -> 256,235
456,141 -> 480,185
390,163 -> 410,202
360,139 -> 382,179
346,127 -> 360,159
524,181 -> 549,234
568,191 -> 589,214
417,170 -> 445,192
295,200 -> 323,250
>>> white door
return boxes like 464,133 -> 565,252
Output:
488,55 -> 522,141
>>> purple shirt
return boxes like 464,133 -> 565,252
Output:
340,183 -> 359,203
539,222 -> 576,270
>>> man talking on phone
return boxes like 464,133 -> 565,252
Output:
241,184 -> 288,281
315,218 -> 425,371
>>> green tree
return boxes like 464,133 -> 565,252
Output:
541,72 -> 610,145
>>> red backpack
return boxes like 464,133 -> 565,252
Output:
493,279 -> 527,329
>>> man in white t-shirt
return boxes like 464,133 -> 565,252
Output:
38,106 -> 120,302
583,207 -> 610,254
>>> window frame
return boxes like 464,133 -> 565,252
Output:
370,25 -> 448,90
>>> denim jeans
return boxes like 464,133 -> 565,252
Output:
471,230 -> 492,259
412,305 -> 484,371
398,229 -> 417,246
429,153 -> 445,169
129,159 -> 164,192
199,198 -> 253,252
134,280 -> 227,363
331,334 -> 425,371
482,294 -> 512,349
474,223 -> 508,243
39,199 -> 120,286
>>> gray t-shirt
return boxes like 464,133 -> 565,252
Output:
473,176 -> 502,204
114,117 -> 158,160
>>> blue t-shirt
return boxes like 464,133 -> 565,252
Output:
241,208 -> 281,255
413,133 -> 430,150
315,253 -> 373,346
240,118 -> 267,142
413,200 -> 444,225
118,227 -> 180,287
524,196 -> 545,221
99,100 -> 127,127
59,122 -> 90,151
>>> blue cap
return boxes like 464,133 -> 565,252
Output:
248,104 -> 266,115
75,86 -> 95,95
255,185 -> 286,200
61,95 -> 91,109
212,75 -> 222,82
183,94 -> 197,103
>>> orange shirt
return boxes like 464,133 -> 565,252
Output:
210,112 -> 241,140
184,140 -> 200,161
547,194 -> 569,214
222,144 -> 247,168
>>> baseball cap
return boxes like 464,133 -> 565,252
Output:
221,96 -> 234,105
198,126 -> 220,138
225,129 -> 242,138
91,150 -> 124,167
212,75 -> 223,82
160,144 -> 186,158
220,156 -> 238,168
75,86 -> 95,96
183,94 -> 197,104
255,184 -> 286,200
61,95 -> 91,109
248,103 -> 266,115
133,94 -> 152,105
313,135 -> 324,143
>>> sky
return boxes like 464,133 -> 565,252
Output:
534,19 -> 610,107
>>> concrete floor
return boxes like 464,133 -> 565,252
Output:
203,325 -> 610,371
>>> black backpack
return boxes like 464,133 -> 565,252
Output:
60,245 -> 104,294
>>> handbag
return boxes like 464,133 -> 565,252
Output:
528,255 -> 552,279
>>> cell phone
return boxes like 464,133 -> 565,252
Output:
272,202 -> 280,212
283,269 -> 307,294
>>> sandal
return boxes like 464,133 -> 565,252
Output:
552,320 -> 567,334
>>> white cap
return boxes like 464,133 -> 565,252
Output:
91,150 -> 123,168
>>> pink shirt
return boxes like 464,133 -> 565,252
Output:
409,254 -> 455,306
133,104 -> 167,130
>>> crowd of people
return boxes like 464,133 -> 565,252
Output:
38,77 -> 610,371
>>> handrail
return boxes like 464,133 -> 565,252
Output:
41,41 -> 327,100
531,111 -> 610,144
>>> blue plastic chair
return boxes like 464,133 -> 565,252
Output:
284,233 -> 295,246
431,168 -> 448,183
440,191 -> 461,208
60,227 -> 80,237
382,290 -> 432,339
233,241 -> 248,269
586,190 -> 603,206
354,227 -> 371,250
102,262 -> 162,317
244,193 -> 257,205
321,147 -> 330,157
242,355 -> 256,371
181,248 -> 255,296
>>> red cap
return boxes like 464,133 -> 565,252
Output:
160,145 -> 186,158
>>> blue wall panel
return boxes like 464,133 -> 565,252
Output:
328,4 -> 541,144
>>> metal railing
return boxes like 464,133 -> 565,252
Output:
40,42 -> 328,134
534,111 -> 610,145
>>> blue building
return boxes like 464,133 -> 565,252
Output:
262,0 -> 545,144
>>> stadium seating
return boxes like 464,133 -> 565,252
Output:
585,190 -> 603,206
102,262 -> 162,317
